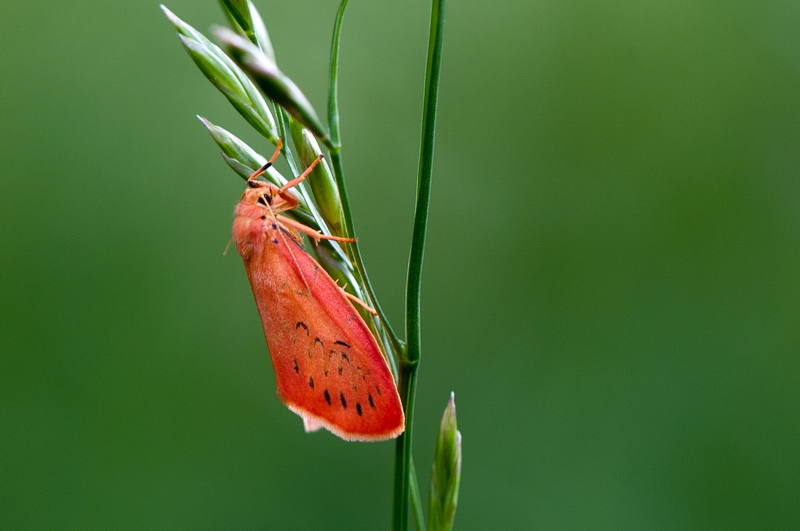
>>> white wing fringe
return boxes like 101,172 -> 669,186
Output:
302,415 -> 324,432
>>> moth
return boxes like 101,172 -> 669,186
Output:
232,142 -> 404,441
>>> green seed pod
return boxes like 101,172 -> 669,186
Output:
290,118 -> 344,235
162,6 -> 278,143
215,27 -> 330,146
429,393 -> 462,531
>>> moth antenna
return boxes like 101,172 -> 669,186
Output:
222,235 -> 235,256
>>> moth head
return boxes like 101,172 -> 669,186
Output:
241,181 -> 278,207
240,182 -> 299,214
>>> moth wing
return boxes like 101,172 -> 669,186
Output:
243,226 -> 404,441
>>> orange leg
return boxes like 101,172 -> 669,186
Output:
280,155 -> 324,193
343,290 -> 377,315
277,214 -> 355,244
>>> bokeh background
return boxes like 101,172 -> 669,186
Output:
2,0 -> 799,529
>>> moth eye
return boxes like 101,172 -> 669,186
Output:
257,195 -> 269,206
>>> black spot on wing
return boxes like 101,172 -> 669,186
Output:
339,392 -> 347,409
356,403 -> 363,416
311,337 -> 324,360
324,348 -> 334,376
324,389 -> 331,405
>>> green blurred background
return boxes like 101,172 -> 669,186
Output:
2,0 -> 799,529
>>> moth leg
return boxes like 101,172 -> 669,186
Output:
247,139 -> 283,185
342,290 -> 377,315
277,214 -> 355,244
280,154 -> 323,193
